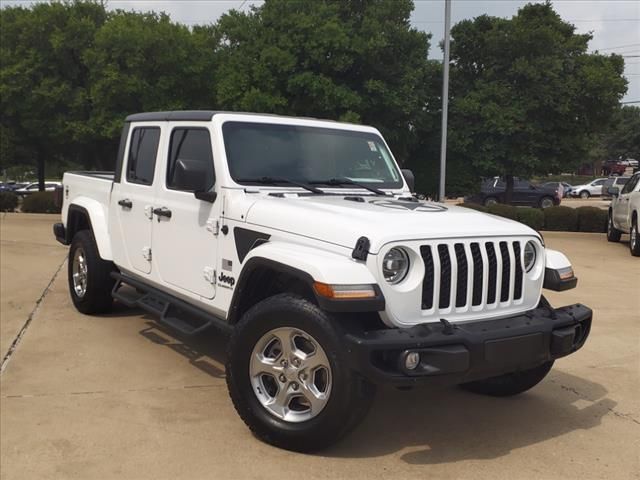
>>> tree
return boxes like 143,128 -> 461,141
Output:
444,2 -> 627,200
214,0 -> 433,164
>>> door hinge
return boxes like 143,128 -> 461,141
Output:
142,247 -> 152,261
203,267 -> 216,284
144,205 -> 154,220
206,218 -> 220,236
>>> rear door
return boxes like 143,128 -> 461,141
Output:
152,124 -> 220,299
109,125 -> 162,275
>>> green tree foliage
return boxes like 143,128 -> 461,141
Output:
600,105 -> 640,161
214,0 -> 434,163
445,2 -> 627,198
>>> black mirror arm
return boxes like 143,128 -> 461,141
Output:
194,191 -> 217,203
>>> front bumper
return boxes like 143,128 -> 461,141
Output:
345,303 -> 591,387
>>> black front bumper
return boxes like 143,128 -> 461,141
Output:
345,303 -> 592,387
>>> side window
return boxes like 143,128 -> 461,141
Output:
621,175 -> 639,194
166,128 -> 215,191
127,127 -> 160,185
593,179 -> 605,186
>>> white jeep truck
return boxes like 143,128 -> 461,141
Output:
54,111 -> 592,452
607,171 -> 640,256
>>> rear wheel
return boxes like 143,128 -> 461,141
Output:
579,190 -> 590,199
483,196 -> 498,207
460,361 -> 554,397
631,218 -> 640,257
226,294 -> 375,452
68,230 -> 116,314
607,211 -> 622,242
539,196 -> 554,209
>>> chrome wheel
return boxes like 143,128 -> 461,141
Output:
250,327 -> 332,422
72,246 -> 88,298
632,224 -> 637,249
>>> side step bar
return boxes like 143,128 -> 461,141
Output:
111,272 -> 231,336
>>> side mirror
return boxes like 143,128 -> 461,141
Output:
194,191 -> 217,203
608,186 -> 619,196
401,169 -> 415,192
173,159 -> 216,203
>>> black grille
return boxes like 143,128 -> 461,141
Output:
438,245 -> 451,309
420,246 -> 434,310
513,241 -> 523,300
454,244 -> 468,307
486,242 -> 498,304
471,243 -> 483,306
499,241 -> 511,302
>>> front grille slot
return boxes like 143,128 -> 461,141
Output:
419,238 -> 528,313
438,245 -> 451,309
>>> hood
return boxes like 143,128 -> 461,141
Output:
245,194 -> 538,253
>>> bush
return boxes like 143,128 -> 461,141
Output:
0,192 -> 19,212
516,208 -> 545,230
576,206 -> 607,233
486,203 -> 518,220
543,206 -> 578,231
458,203 -> 487,213
21,191 -> 60,214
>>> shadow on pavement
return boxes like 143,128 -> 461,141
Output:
134,315 -> 613,464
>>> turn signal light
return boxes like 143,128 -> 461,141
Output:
558,267 -> 575,280
313,282 -> 376,299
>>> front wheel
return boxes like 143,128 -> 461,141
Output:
460,361 -> 554,397
483,196 -> 498,207
226,294 -> 375,452
607,212 -> 622,242
68,230 -> 116,314
631,218 -> 640,256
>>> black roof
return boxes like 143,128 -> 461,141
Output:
124,110 -> 337,123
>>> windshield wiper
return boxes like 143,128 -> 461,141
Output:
310,178 -> 391,196
235,176 -> 324,194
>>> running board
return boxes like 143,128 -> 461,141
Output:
111,272 -> 231,336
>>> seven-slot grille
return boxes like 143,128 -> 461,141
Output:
420,240 -> 525,312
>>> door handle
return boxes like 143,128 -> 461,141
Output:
118,199 -> 132,209
153,207 -> 172,219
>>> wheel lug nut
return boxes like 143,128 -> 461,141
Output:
280,359 -> 287,367
291,382 -> 299,391
279,374 -> 286,383
292,358 -> 300,367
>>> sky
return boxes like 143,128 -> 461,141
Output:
3,0 -> 639,101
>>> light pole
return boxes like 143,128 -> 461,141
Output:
439,0 -> 451,202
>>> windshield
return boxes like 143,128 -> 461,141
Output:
222,122 -> 403,189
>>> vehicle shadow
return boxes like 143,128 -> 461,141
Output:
327,369 -> 614,463
133,315 -> 613,463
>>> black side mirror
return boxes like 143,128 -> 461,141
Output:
194,191 -> 217,203
173,159 -> 216,202
401,169 -> 415,192
608,186 -> 619,196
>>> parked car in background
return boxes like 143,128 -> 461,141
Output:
602,177 -> 630,198
14,181 -> 61,197
607,171 -> 640,256
543,181 -> 573,198
0,182 -> 28,192
569,178 -> 607,198
468,177 -> 561,208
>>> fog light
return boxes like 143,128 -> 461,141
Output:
404,351 -> 420,370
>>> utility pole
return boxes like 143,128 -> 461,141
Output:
439,0 -> 451,202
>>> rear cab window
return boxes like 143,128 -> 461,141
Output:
126,127 -> 161,185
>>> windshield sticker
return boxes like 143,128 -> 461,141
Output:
367,141 -> 377,152
368,199 -> 448,212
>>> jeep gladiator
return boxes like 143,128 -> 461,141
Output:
54,111 -> 592,451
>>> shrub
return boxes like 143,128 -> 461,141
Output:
516,208 -> 544,230
458,203 -> 487,213
576,206 -> 607,233
486,203 -> 518,220
543,206 -> 578,231
21,191 -> 61,214
0,192 -> 19,212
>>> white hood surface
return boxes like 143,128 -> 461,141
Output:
244,194 -> 538,253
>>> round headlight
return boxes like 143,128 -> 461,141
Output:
383,247 -> 410,284
524,241 -> 537,272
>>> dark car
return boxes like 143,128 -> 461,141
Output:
468,177 -> 561,208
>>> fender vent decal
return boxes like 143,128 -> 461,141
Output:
234,227 -> 271,263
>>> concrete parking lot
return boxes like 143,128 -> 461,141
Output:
1,213 -> 638,480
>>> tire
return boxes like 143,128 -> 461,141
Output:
483,196 -> 498,207
631,217 -> 640,257
226,293 -> 375,452
68,230 -> 116,314
607,211 -> 622,242
460,361 -> 554,397
539,196 -> 554,209
579,190 -> 590,199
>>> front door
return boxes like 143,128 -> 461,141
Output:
615,175 -> 639,231
152,125 -> 219,299
110,126 -> 162,275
